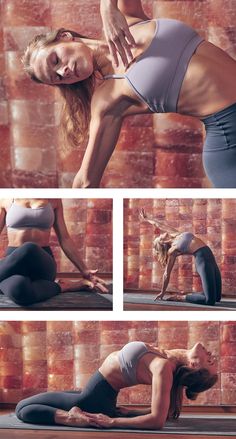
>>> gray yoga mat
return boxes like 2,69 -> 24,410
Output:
0,413 -> 235,435
123,293 -> 236,310
0,284 -> 113,310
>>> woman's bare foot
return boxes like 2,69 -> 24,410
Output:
67,406 -> 91,427
58,279 -> 94,293
165,294 -> 186,302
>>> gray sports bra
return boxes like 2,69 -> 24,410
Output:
104,18 -> 204,113
118,341 -> 167,386
6,202 -> 55,230
173,232 -> 194,253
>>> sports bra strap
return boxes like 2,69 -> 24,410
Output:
104,74 -> 125,79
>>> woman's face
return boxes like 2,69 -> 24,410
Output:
31,35 -> 94,85
188,342 -> 217,374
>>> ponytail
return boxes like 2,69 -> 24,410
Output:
169,366 -> 218,419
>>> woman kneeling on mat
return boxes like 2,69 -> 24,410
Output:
21,0 -> 236,188
140,209 -> 221,306
0,198 -> 108,306
15,340 -> 217,430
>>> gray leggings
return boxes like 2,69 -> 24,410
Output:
186,246 -> 221,306
16,371 -> 118,425
0,242 -> 61,305
202,102 -> 236,188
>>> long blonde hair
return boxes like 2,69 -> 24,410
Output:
169,366 -> 218,419
153,234 -> 172,267
22,28 -> 97,149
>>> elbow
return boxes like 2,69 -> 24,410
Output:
163,272 -> 169,282
59,236 -> 71,251
149,420 -> 165,430
148,415 -> 165,430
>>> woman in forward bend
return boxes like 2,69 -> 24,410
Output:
140,209 -> 221,306
22,0 -> 236,188
16,340 -> 217,429
0,198 -> 107,305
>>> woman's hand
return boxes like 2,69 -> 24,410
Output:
83,269 -> 109,293
100,1 -> 136,67
154,291 -> 164,301
84,412 -> 114,428
140,208 -> 148,221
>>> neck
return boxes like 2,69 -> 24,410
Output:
78,36 -> 114,78
165,349 -> 189,366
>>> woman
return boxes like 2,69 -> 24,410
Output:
22,1 -> 236,188
140,209 -> 221,306
0,198 -> 108,306
15,340 -> 218,430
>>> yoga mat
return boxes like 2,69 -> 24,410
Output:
0,284 -> 113,310
123,293 -> 236,310
0,413 -> 235,435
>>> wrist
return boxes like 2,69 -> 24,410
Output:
111,417 -> 117,427
100,0 -> 117,12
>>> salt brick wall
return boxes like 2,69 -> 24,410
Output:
124,199 -> 236,295
0,198 -> 112,273
1,0 -> 235,187
0,321 -> 235,405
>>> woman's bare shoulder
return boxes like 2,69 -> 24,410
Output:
92,80 -> 132,117
151,358 -> 174,380
0,198 -> 11,210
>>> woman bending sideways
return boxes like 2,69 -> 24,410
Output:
16,340 -> 217,430
22,0 -> 236,188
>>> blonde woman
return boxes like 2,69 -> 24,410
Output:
16,341 -> 217,430
0,199 -> 108,305
22,0 -> 236,188
140,209 -> 221,306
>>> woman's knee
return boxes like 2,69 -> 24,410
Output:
15,398 -> 29,421
7,275 -> 32,305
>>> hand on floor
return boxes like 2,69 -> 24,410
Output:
154,292 -> 164,301
84,412 -> 114,428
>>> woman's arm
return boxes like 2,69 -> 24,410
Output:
53,200 -> 108,292
140,209 -> 179,235
86,362 -> 172,430
117,0 -> 149,20
0,200 -> 7,236
73,94 -> 124,188
116,406 -> 151,417
154,251 -> 178,300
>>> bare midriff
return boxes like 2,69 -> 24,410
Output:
7,228 -> 51,247
99,345 -> 175,391
187,235 -> 207,254
178,41 -> 236,117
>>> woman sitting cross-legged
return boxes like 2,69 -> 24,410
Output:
0,198 -> 108,306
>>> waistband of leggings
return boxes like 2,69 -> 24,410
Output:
193,245 -> 213,257
5,245 -> 53,257
96,370 -> 119,396
200,102 -> 236,123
